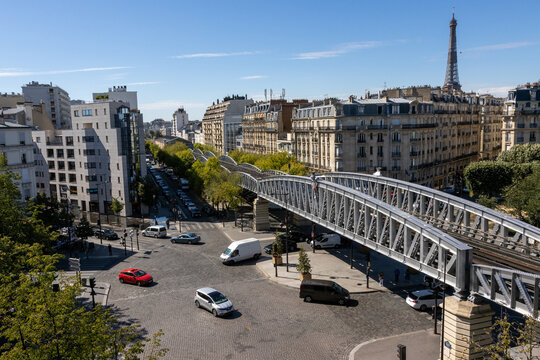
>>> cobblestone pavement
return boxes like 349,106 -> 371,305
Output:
94,219 -> 433,360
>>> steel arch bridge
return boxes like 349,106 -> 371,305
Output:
191,149 -> 540,319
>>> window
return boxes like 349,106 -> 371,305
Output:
69,174 -> 76,183
106,136 -> 109,143
69,186 -> 78,195
47,149 -> 54,157
74,110 -> 79,117
84,162 -> 97,169
67,149 -> 74,158
66,136 -> 74,146
96,122 -> 99,129
82,136 -> 95,142
85,175 -> 97,182
35,136 -> 41,143
68,161 -> 76,170
58,161 -> 65,170
83,149 -> 96,156
118,177 -> 121,184
48,160 -> 55,169
58,173 -> 66,182
105,122 -> 108,129
117,163 -> 120,170
56,149 -> 64,158
104,108 -> 107,115
49,173 -> 56,181
82,109 -> 92,116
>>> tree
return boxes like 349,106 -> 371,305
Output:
477,195 -> 498,209
30,193 -> 74,230
111,197 -> 124,215
75,216 -> 94,239
504,170 -> 540,226
497,143 -> 540,164
296,248 -> 312,275
463,161 -> 513,196
471,315 -> 540,360
137,175 -> 159,208
0,164 -> 168,359
272,233 -> 284,256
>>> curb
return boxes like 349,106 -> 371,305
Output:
348,328 -> 432,360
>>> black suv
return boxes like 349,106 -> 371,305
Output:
93,228 -> 119,240
264,238 -> 298,254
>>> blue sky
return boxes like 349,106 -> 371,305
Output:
2,0 -> 539,121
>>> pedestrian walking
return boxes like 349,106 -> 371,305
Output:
378,272 -> 384,287
108,244 -> 112,256
154,217 -> 158,226
394,268 -> 400,283
166,218 -> 170,229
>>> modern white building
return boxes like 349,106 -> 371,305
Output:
22,81 -> 71,129
33,101 -> 146,217
172,107 -> 189,137
93,86 -> 138,109
0,119 -> 37,200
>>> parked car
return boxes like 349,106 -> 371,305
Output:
263,238 -> 299,254
188,206 -> 201,217
118,268 -> 153,286
299,279 -> 350,305
308,233 -> 341,249
406,289 -> 444,311
220,238 -> 261,265
142,225 -> 167,238
93,228 -> 119,240
170,233 -> 200,244
286,230 -> 309,243
194,287 -> 234,317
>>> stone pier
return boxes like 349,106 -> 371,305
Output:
253,198 -> 270,231
442,297 -> 494,360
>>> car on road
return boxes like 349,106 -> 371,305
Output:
405,289 -> 444,311
142,225 -> 167,238
170,233 -> 200,244
194,287 -> 234,317
118,268 -> 153,286
308,233 -> 341,249
93,228 -> 120,240
299,279 -> 350,305
263,238 -> 299,254
188,206 -> 201,217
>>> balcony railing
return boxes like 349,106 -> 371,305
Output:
392,152 -> 401,157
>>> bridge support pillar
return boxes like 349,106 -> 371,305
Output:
253,198 -> 270,231
291,212 -> 310,228
442,297 -> 494,360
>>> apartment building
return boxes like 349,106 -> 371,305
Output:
33,101 -> 146,216
502,82 -> 540,151
93,85 -> 138,109
202,95 -> 253,154
0,119 -> 36,200
22,81 -> 71,129
242,99 -> 308,155
0,92 -> 24,109
291,89 -> 503,188
172,107 -> 189,137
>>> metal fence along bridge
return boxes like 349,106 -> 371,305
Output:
192,149 -> 540,320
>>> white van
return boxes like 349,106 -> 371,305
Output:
220,238 -> 261,265
309,234 -> 341,249
142,225 -> 167,238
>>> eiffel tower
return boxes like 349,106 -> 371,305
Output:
443,11 -> 461,91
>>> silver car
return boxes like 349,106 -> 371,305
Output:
170,233 -> 200,244
194,288 -> 234,317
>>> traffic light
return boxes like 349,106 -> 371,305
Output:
89,277 -> 96,289
397,344 -> 406,360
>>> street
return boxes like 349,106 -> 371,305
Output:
89,218 -> 433,360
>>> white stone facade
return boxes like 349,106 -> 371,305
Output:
22,81 -> 71,129
172,108 -> 189,137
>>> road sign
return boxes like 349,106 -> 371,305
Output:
69,257 -> 80,272
273,252 -> 279,259
129,230 -> 134,237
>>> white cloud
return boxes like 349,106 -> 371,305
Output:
126,81 -> 160,86
0,66 -> 132,77
466,42 -> 536,52
140,100 -> 207,111
240,75 -> 267,80
173,51 -> 259,59
293,41 -> 382,60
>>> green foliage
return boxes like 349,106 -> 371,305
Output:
497,143 -> 540,164
194,143 -> 219,155
75,216 -> 94,239
471,315 -> 540,360
477,195 -> 498,209
138,175 -> 159,207
296,248 -> 311,274
111,197 -> 124,215
30,193 -> 74,230
228,150 -> 308,175
505,170 -> 540,226
463,161 -> 513,196
272,233 -> 284,256
0,155 -> 169,360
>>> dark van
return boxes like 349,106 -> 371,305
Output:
299,279 -> 350,305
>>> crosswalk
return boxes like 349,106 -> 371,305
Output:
170,221 -> 217,232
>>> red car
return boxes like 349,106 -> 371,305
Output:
118,268 -> 153,286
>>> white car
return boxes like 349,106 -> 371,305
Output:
406,289 -> 444,311
194,288 -> 234,317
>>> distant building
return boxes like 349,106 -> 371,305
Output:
172,107 -> 189,137
0,92 -> 24,109
242,99 -> 308,155
177,120 -> 202,144
202,95 -> 253,153
502,82 -> 540,151
0,119 -> 36,200
33,101 -> 146,217
93,85 -> 138,109
22,81 -> 71,129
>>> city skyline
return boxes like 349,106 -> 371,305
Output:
2,0 -> 539,121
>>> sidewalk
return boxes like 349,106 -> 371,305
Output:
349,328 -> 441,360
